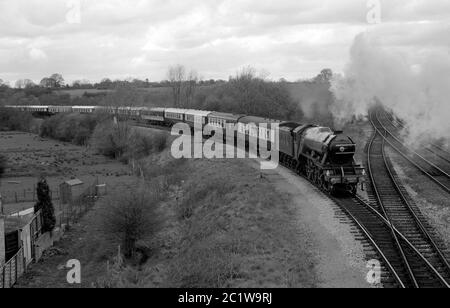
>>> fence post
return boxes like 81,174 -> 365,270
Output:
14,255 -> 17,283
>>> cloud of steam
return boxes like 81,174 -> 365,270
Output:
330,32 -> 450,147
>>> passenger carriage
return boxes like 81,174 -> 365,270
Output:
48,106 -> 73,114
164,108 -> 186,126
184,110 -> 211,130
140,107 -> 166,125
237,116 -> 281,152
207,112 -> 245,140
27,106 -> 49,113
72,106 -> 97,114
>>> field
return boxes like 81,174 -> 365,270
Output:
0,131 -> 134,214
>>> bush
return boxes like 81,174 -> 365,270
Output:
91,121 -> 132,159
34,178 -> 56,233
101,183 -> 162,259
91,123 -> 169,161
40,113 -> 109,145
0,107 -> 36,131
127,131 -> 168,158
0,154 -> 7,177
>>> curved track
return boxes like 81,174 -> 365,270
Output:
383,111 -> 450,169
372,109 -> 450,195
366,110 -> 450,287
134,116 -> 450,287
385,112 -> 450,162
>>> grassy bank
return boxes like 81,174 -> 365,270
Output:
16,129 -> 318,288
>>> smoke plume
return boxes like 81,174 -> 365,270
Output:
331,32 -> 450,147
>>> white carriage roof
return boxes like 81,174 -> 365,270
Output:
184,109 -> 212,117
149,107 -> 166,112
165,108 -> 188,114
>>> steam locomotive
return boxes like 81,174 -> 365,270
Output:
279,123 -> 365,194
3,105 -> 365,194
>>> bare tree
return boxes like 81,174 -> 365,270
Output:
101,183 -> 161,258
167,65 -> 200,108
184,70 -> 199,107
168,65 -> 185,107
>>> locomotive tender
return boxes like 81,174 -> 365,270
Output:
3,105 -> 365,194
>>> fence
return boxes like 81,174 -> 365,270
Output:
0,248 -> 25,288
1,210 -> 42,288
0,180 -> 104,288
1,188 -> 60,205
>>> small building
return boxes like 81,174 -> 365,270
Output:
59,179 -> 84,205
1,215 -> 30,265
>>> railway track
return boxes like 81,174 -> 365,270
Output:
372,109 -> 450,194
134,116 -> 450,287
385,112 -> 450,161
383,111 -> 450,169
366,110 -> 450,287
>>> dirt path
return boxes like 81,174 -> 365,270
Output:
246,158 -> 371,288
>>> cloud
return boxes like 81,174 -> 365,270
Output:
29,47 -> 48,61
0,0 -> 448,83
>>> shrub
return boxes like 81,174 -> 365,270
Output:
91,121 -> 132,159
101,183 -> 162,259
34,178 -> 56,233
127,131 -> 168,159
92,123 -> 169,162
0,154 -> 7,177
40,113 -> 109,145
0,107 -> 36,131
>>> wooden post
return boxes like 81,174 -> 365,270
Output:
0,216 -> 5,267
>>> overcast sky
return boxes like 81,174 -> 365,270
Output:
0,0 -> 449,84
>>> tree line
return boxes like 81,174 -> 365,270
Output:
1,67 -> 336,123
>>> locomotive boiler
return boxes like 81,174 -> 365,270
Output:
279,123 -> 365,194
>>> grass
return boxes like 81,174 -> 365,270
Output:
100,154 -> 319,288
14,129 -> 318,288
